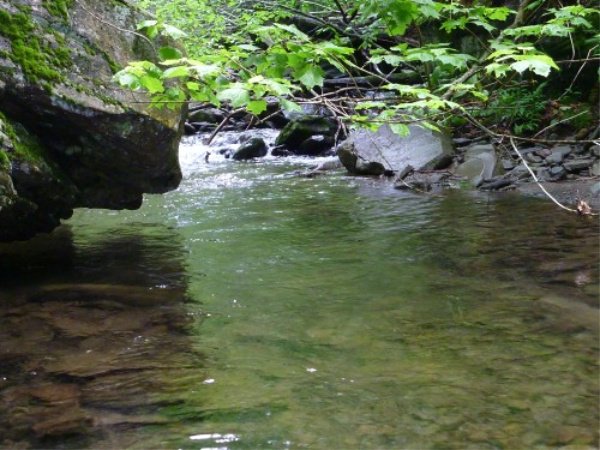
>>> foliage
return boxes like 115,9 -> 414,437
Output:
118,0 -> 600,136
476,84 -> 548,135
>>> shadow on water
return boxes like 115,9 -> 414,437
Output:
0,224 -> 204,449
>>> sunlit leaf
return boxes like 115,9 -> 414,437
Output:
217,85 -> 250,107
279,98 -> 302,112
389,123 -> 410,136
246,99 -> 268,115
162,24 -> 188,39
139,75 -> 164,94
297,65 -> 324,89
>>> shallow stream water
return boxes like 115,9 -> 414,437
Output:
0,131 -> 598,449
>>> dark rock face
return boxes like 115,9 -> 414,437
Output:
336,141 -> 385,176
275,115 -> 336,155
337,124 -> 454,176
0,0 -> 184,241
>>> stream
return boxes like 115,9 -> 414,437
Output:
0,130 -> 598,449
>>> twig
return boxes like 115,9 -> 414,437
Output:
462,109 -> 598,144
558,46 -> 599,101
204,108 -> 244,145
532,111 -> 588,139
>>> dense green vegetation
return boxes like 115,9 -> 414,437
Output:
118,0 -> 599,138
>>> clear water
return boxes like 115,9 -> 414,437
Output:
0,132 -> 598,449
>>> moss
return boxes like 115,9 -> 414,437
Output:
101,51 -> 122,74
566,106 -> 594,130
83,42 -> 97,56
42,0 -> 74,22
0,151 -> 10,171
0,112 -> 47,167
0,7 -> 72,84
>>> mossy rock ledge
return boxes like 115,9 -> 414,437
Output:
0,0 -> 184,241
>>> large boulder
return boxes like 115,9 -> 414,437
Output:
336,124 -> 454,175
454,143 -> 503,187
0,0 -> 184,241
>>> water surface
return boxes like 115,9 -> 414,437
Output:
0,132 -> 598,449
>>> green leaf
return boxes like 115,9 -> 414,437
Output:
510,55 -> 559,77
217,85 -> 250,107
389,123 -> 410,136
158,47 -> 183,61
421,121 -> 440,133
485,62 -> 511,78
190,64 -> 220,78
280,98 -> 302,113
246,99 -> 268,115
162,66 -> 190,79
355,101 -> 387,110
113,71 -> 140,89
236,44 -> 260,52
137,20 -> 158,39
484,6 -> 513,21
137,19 -> 158,30
162,24 -> 188,39
314,41 -> 355,56
297,65 -> 324,89
139,75 -> 165,94
273,23 -> 310,41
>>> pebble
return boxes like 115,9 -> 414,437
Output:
534,148 -> 552,158
525,153 -> 543,163
549,166 -> 566,180
536,167 -> 551,181
563,158 -> 593,172
502,159 -> 516,170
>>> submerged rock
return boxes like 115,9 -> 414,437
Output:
336,124 -> 454,176
394,171 -> 452,192
0,0 -> 184,241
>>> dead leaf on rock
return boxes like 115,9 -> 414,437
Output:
576,199 -> 593,216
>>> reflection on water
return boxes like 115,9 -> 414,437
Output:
0,226 -> 202,449
0,140 -> 598,449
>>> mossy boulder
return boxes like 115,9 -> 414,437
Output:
275,116 -> 336,155
0,0 -> 184,241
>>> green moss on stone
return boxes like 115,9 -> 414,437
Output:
0,151 -> 10,171
0,112 -> 47,167
0,7 -> 72,84
42,0 -> 74,22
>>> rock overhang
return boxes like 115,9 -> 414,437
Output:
0,0 -> 184,241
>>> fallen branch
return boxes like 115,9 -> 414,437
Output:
204,108 -> 245,145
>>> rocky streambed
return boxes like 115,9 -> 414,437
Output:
184,107 -> 600,210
